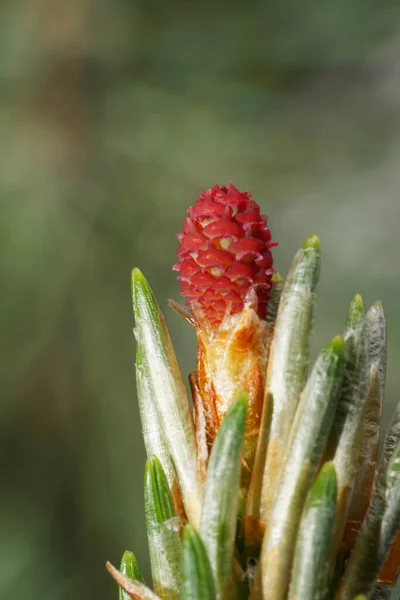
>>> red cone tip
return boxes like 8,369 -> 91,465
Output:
174,184 -> 277,328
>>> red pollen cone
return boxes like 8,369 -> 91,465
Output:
174,184 -> 277,327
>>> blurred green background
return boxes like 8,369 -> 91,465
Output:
2,1 -> 400,598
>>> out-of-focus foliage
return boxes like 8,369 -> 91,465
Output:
1,1 -> 400,599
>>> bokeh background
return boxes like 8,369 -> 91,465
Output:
2,1 -> 400,598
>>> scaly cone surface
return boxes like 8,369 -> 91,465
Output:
174,183 -> 276,327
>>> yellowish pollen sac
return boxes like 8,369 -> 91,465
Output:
219,237 -> 233,250
200,217 -> 216,227
235,278 -> 247,287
